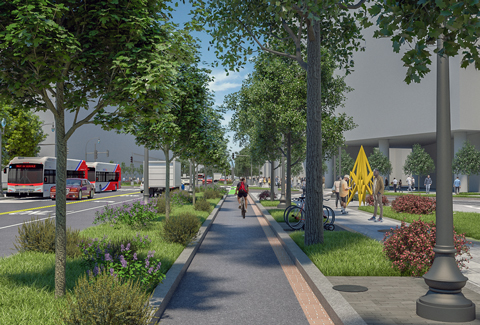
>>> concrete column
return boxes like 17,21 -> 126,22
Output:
325,158 -> 334,188
379,139 -> 390,160
453,132 -> 468,192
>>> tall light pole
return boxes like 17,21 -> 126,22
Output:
416,35 -> 475,322
0,118 -> 6,197
143,147 -> 149,203
85,138 -> 100,161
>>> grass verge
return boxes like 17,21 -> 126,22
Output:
290,231 -> 401,276
0,193 -> 221,325
260,200 -> 281,207
359,205 -> 480,240
268,209 -> 286,223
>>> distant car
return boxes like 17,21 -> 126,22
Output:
201,177 -> 213,184
181,177 -> 190,185
50,178 -> 94,200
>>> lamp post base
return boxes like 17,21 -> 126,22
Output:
416,294 -> 475,322
277,193 -> 287,209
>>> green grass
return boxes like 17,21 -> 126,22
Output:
359,205 -> 480,240
268,209 -> 286,223
0,193 -> 221,325
290,231 -> 402,276
259,200 -> 281,207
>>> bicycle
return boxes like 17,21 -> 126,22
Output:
240,196 -> 246,219
284,196 -> 335,231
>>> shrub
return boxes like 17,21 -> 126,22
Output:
171,190 -> 193,206
194,199 -> 212,212
391,195 -> 436,214
78,235 -> 163,291
162,212 -> 201,245
153,196 -> 172,214
93,200 -> 158,227
259,190 -> 270,200
13,216 -> 83,258
383,218 -> 472,276
366,195 -> 389,206
59,269 -> 157,325
203,188 -> 219,199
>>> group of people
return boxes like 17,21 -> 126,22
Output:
387,175 -> 434,194
332,175 -> 352,215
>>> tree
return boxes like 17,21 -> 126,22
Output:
403,144 -> 435,191
453,141 -> 480,178
0,0 -> 194,297
368,148 -> 392,177
194,0 -> 366,245
335,149 -> 355,177
0,103 -> 47,167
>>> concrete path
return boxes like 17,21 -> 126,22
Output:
160,195 -> 333,325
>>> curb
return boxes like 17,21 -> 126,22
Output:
148,194 -> 227,324
252,196 -> 367,325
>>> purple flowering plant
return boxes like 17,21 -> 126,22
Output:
78,235 -> 164,291
93,200 -> 158,228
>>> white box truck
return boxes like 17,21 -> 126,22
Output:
213,173 -> 222,182
141,160 -> 181,196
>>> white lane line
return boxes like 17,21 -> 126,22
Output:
0,197 -> 139,230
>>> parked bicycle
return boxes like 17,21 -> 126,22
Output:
283,196 -> 335,231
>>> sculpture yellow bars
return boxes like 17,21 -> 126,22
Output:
346,146 -> 374,207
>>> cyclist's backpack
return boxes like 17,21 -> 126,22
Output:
239,181 -> 246,193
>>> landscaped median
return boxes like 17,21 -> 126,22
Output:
0,186 -> 227,325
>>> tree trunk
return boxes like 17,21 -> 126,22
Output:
204,164 -> 208,190
305,19 -> 324,246
54,101 -> 67,298
270,160 -> 275,201
286,132 -> 292,207
192,162 -> 197,205
164,144 -> 171,219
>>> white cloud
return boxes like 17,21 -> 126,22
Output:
208,69 -> 245,93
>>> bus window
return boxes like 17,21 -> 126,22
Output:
8,164 -> 43,184
87,167 -> 96,182
44,169 -> 55,184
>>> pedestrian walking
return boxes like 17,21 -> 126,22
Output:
398,179 -> 403,192
340,175 -> 351,214
384,177 -> 389,191
424,175 -> 432,194
407,176 -> 412,191
259,177 -> 263,187
368,169 -> 384,222
454,177 -> 461,194
334,176 -> 341,208
301,178 -> 306,196
411,177 -> 415,191
393,178 -> 398,192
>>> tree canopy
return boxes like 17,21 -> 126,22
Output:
368,148 -> 392,177
453,141 -> 480,177
403,144 -> 435,177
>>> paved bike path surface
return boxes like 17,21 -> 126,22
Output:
160,195 -> 309,324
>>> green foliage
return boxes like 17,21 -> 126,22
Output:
58,269 -> 157,325
194,199 -> 212,212
368,148 -> 392,176
171,190 -> 193,205
154,196 -> 171,214
403,144 -> 435,178
162,212 -> 201,245
364,0 -> 480,84
453,141 -> 480,176
0,103 -> 47,167
335,149 -> 355,177
203,188 -> 219,199
93,200 -> 158,228
13,216 -> 82,258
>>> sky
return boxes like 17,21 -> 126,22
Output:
169,1 -> 253,155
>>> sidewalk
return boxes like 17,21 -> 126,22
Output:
160,195 -> 335,324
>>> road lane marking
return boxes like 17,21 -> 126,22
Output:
0,197 -> 140,230
0,191 -> 141,216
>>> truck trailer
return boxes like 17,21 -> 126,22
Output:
141,160 -> 181,196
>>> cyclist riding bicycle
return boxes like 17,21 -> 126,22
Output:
235,177 -> 249,211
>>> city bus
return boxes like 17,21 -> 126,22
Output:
86,162 -> 121,192
6,157 -> 88,198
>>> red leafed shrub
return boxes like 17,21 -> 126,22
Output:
391,195 -> 436,214
366,195 -> 389,206
383,218 -> 472,276
259,190 -> 270,200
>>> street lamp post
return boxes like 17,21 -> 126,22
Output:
143,147 -> 149,203
84,138 -> 100,161
0,118 -> 6,197
416,35 -> 475,322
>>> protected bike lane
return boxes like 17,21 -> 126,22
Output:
159,194 -> 334,325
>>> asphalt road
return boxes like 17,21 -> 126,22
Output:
0,187 -> 143,258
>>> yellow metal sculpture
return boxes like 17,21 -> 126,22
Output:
346,146 -> 374,207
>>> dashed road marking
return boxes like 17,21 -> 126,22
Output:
0,191 -> 141,216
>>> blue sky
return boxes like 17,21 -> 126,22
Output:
169,1 -> 253,155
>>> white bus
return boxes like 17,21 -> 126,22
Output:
86,162 -> 121,192
6,157 -> 88,198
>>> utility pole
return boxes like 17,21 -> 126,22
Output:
143,147 -> 149,203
